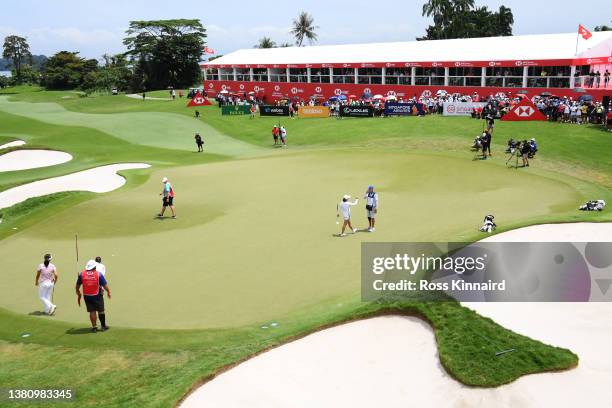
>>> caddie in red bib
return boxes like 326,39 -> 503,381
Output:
75,259 -> 111,333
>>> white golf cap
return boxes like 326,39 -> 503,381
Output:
343,194 -> 351,200
85,260 -> 98,271
162,177 -> 168,183
531,138 -> 536,141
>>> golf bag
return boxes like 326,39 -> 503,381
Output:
579,200 -> 606,212
479,214 -> 496,233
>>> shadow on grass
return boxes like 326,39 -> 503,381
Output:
65,327 -> 94,335
28,311 -> 47,316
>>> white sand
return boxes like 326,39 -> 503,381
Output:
0,163 -> 150,210
0,150 -> 72,172
181,222 -> 612,408
0,140 -> 26,150
125,93 -> 172,101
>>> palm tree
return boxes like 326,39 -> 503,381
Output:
496,6 -> 514,36
255,37 -> 276,49
290,12 -> 319,46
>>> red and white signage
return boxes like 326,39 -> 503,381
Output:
187,93 -> 212,107
501,98 -> 547,121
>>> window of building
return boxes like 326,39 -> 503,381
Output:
253,68 -> 267,82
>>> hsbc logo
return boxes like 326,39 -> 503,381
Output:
221,84 -> 227,90
515,106 -> 535,117
315,86 -> 322,93
343,63 -> 350,68
208,83 -> 213,88
495,92 -> 506,99
363,88 -> 372,94
421,90 -> 432,98
515,61 -> 523,66
274,85 -> 281,91
334,88 -> 342,96
387,90 -> 396,96
194,96 -> 205,104
488,61 -> 497,67
254,86 -> 260,92
432,62 -> 441,67
608,57 -> 612,63
239,84 -> 245,90
587,58 -> 593,64
454,62 -> 461,67
447,105 -> 456,113
291,87 -> 298,94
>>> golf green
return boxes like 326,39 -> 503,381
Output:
0,149 -> 580,329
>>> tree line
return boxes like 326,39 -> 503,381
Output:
1,19 -> 207,93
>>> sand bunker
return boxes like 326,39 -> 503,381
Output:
0,163 -> 150,210
0,150 -> 72,172
0,140 -> 26,150
180,222 -> 612,408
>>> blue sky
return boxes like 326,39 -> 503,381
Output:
1,0 -> 609,59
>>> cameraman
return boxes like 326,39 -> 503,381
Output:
481,130 -> 492,159
520,140 -> 531,167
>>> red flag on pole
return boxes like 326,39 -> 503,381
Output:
204,47 -> 215,54
187,92 -> 211,107
578,25 -> 592,40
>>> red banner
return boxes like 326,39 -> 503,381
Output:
203,80 -> 609,103
501,98 -> 547,121
187,93 -> 212,107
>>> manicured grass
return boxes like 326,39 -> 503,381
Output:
0,87 -> 607,406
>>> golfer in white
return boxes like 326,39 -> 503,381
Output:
337,194 -> 359,236
35,253 -> 57,315
364,185 -> 379,232
95,256 -> 106,276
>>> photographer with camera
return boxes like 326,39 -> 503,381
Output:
480,130 -> 492,159
520,140 -> 531,167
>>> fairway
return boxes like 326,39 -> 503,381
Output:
0,148 -> 581,328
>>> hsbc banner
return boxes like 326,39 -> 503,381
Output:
260,105 -> 290,116
384,102 -> 414,116
501,99 -> 547,121
443,102 -> 487,116
340,106 -> 374,118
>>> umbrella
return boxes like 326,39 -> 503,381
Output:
348,94 -> 357,99
248,91 -> 255,95
362,92 -> 373,99
328,96 -> 339,101
337,94 -> 347,100
373,94 -> 384,99
386,95 -> 397,101
219,90 -> 229,94
578,95 -> 593,102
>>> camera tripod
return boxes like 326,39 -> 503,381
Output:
505,149 -> 521,169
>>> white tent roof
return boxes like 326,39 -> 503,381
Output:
204,32 -> 612,66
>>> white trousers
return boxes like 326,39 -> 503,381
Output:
38,281 -> 55,313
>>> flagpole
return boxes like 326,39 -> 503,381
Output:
575,31 -> 580,56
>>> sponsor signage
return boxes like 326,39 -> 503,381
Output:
501,98 -> 547,121
260,105 -> 290,116
340,106 -> 374,117
221,105 -> 252,115
443,102 -> 487,116
384,102 -> 414,116
187,93 -> 212,107
298,105 -> 330,118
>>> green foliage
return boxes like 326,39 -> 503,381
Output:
419,0 -> 514,40
255,36 -> 277,48
594,22 -> 611,31
290,11 -> 319,46
123,19 -> 207,90
42,51 -> 99,90
2,35 -> 32,84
